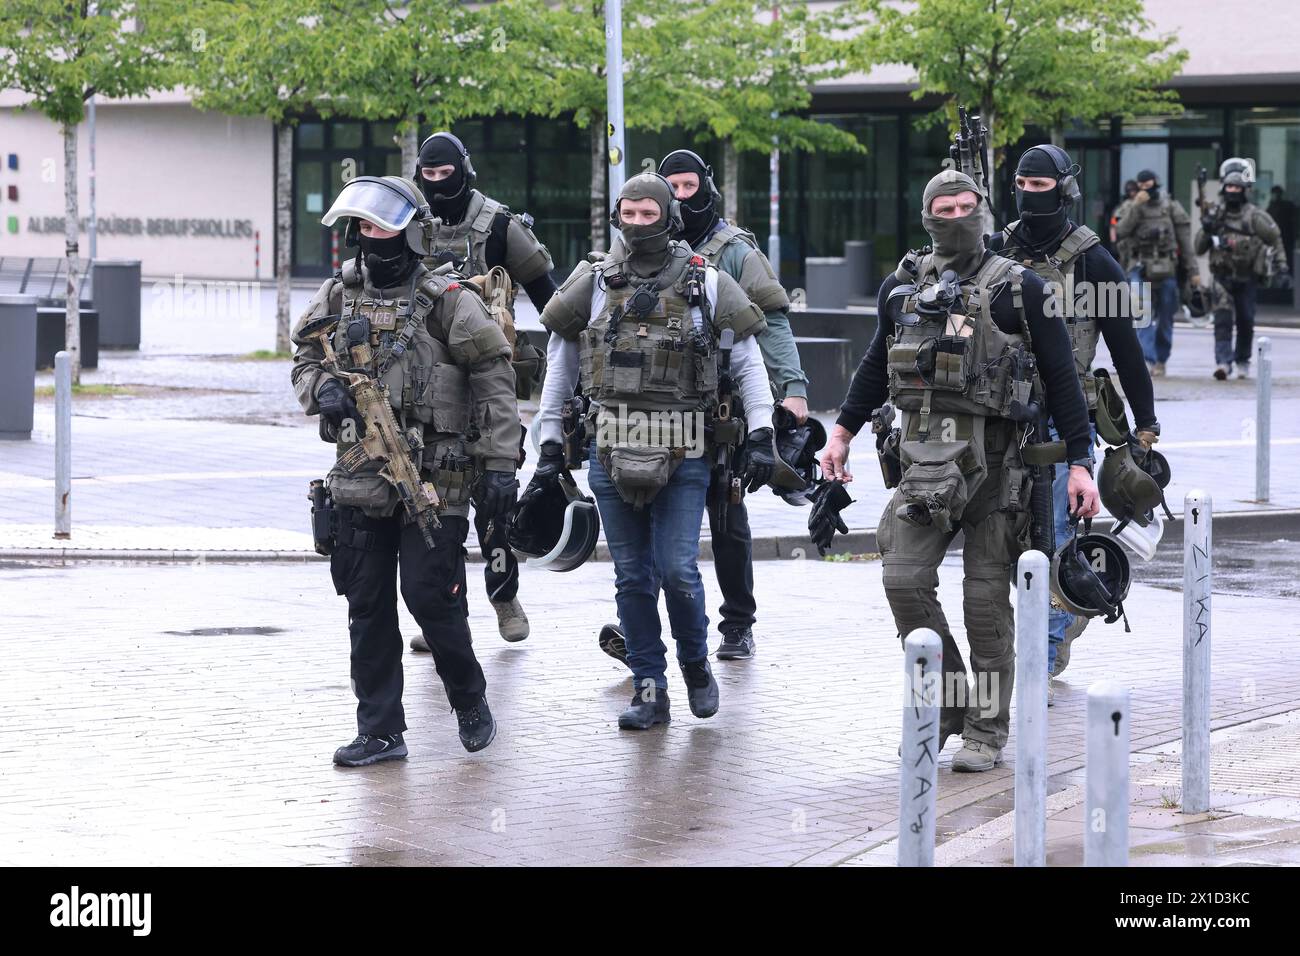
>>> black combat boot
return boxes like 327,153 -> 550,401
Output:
618,688 -> 671,730
716,626 -> 756,660
333,733 -> 408,767
598,623 -> 630,666
455,697 -> 497,753
680,659 -> 720,718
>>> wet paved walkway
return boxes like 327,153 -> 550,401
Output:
2,556 -> 1297,866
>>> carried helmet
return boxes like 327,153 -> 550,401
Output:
508,473 -> 600,572
1184,283 -> 1211,319
769,406 -> 827,505
1098,442 -> 1172,535
1091,369 -> 1132,447
1050,523 -> 1132,626
321,175 -> 432,256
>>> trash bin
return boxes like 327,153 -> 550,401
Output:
93,259 -> 142,349
0,294 -> 39,440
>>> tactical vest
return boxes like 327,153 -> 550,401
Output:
326,262 -> 478,510
694,221 -> 750,260
1130,199 -> 1179,279
1207,201 -> 1269,281
425,190 -> 505,278
1002,222 -> 1102,410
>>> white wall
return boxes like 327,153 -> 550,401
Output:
0,101 -> 273,280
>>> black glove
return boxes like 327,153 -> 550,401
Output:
474,469 -> 519,520
741,428 -> 776,493
1276,271 -> 1293,291
808,480 -> 854,556
521,441 -> 566,501
316,378 -> 365,436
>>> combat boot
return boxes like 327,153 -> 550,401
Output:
455,697 -> 497,753
680,659 -> 720,718
493,597 -> 530,642
333,733 -> 407,767
951,739 -> 1004,773
1152,362 -> 1166,377
716,626 -> 756,660
410,632 -> 430,652
618,689 -> 671,730
598,623 -> 630,666
1053,615 -> 1088,677
1214,363 -> 1230,380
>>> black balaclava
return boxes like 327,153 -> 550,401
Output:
659,150 -> 718,248
1224,186 -> 1247,211
416,133 -> 473,224
1137,169 -> 1160,202
921,170 -> 987,278
1013,145 -> 1074,249
357,226 -> 416,288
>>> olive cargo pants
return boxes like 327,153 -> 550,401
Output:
876,425 -> 1029,749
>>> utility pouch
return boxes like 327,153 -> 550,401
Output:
605,349 -> 645,393
896,459 -> 968,534
878,430 -> 902,489
511,330 -> 545,400
1021,440 -> 1068,467
425,443 -> 477,507
999,463 -> 1031,513
598,445 -> 683,510
309,479 -> 335,556
326,467 -> 395,517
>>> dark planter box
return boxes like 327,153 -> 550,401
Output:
36,308 -> 99,370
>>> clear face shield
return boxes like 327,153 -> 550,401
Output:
321,178 -> 420,232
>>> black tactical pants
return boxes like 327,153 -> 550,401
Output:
876,431 -> 1028,749
705,464 -> 757,636
1212,277 -> 1257,367
330,508 -> 484,736
474,506 -> 519,604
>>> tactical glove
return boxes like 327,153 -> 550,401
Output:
741,428 -> 776,493
316,378 -> 365,436
1276,271 -> 1293,291
474,470 -> 519,520
520,441 -> 566,502
808,480 -> 854,556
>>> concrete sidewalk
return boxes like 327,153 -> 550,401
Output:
1,554 -> 1296,866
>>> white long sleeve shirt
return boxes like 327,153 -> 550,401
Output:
536,268 -> 774,446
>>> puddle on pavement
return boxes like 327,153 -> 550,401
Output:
1136,534 -> 1300,599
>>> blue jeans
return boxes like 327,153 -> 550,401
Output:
1046,422 -> 1097,675
1132,268 -> 1180,365
588,449 -> 711,690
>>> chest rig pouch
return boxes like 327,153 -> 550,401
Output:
1007,223 -> 1102,410
328,273 -> 477,513
884,258 -> 1032,533
583,254 -> 717,509
1134,203 -> 1177,280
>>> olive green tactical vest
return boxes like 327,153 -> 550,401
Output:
694,222 -> 749,260
330,264 -> 477,505
1131,199 -> 1179,279
1207,201 -> 1269,281
425,191 -> 505,278
1002,222 -> 1102,410
579,253 -> 719,449
886,254 -> 1033,465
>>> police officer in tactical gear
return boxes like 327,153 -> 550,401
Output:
822,169 -> 1100,772
1116,169 -> 1196,376
535,172 -> 775,729
408,131 -> 558,649
1110,180 -> 1139,269
988,145 -> 1158,683
291,175 -> 521,762
1195,158 -> 1291,380
594,149 -> 810,663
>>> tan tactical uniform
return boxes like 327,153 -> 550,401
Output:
291,259 -> 520,519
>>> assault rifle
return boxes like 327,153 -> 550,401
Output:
302,313 -> 443,550
710,328 -> 744,534
950,106 -> 992,202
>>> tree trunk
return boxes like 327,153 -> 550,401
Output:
63,123 -> 82,384
981,102 -> 998,236
401,123 -> 420,176
275,122 -> 293,354
1049,124 -> 1065,148
722,139 -> 740,223
590,118 -> 607,253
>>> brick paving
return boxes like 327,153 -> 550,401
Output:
1,554 -> 1297,866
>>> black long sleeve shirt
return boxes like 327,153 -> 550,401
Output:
837,255 -> 1093,462
987,226 -> 1156,429
483,212 -> 558,311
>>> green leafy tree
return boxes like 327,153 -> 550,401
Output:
0,0 -> 185,382
848,0 -> 1187,217
184,0 -> 359,352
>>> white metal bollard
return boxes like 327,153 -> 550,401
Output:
1182,490 -> 1213,813
897,628 -> 942,867
1256,337 -> 1271,503
54,350 -> 72,539
1014,549 -> 1049,867
1085,680 -> 1130,866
